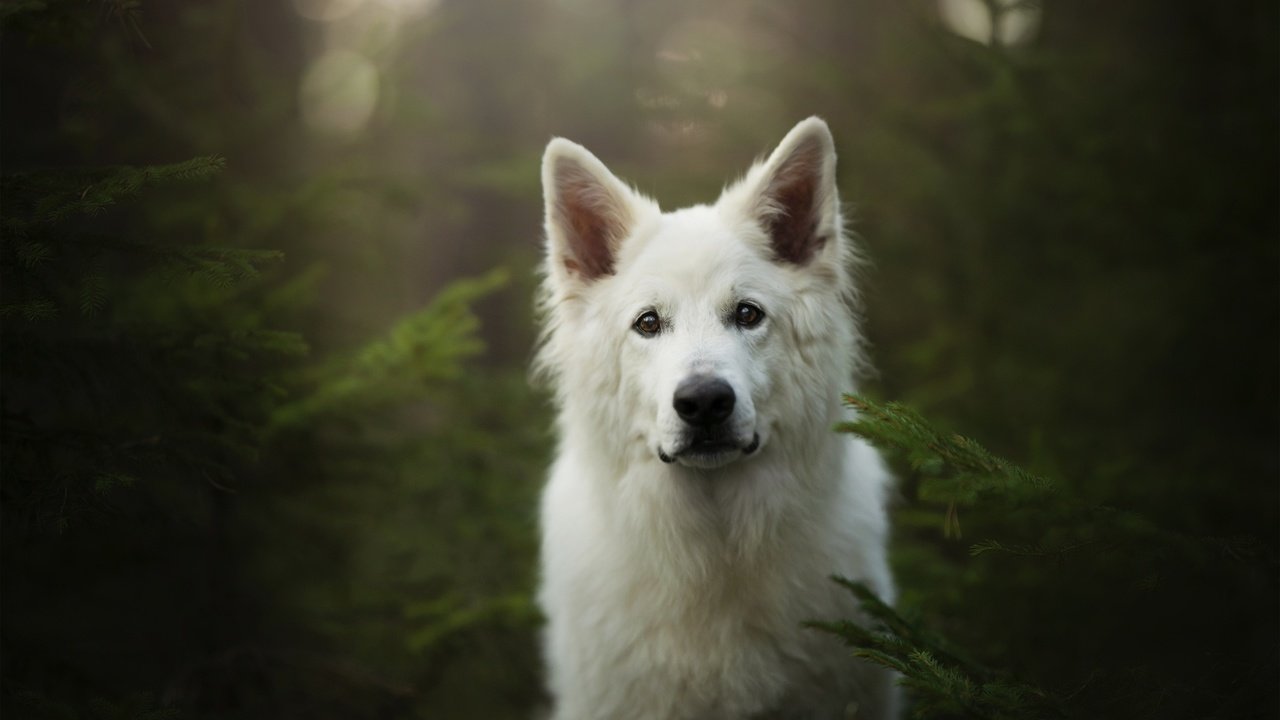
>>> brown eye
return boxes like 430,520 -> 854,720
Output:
634,310 -> 661,337
735,302 -> 764,328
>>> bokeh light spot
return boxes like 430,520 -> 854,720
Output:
938,0 -> 1042,46
373,0 -> 440,18
299,50 -> 380,136
293,0 -> 366,22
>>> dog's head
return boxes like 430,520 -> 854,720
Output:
537,118 -> 859,471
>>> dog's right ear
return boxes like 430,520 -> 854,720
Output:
542,139 -> 644,284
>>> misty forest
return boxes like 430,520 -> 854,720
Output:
1,1 -> 1276,718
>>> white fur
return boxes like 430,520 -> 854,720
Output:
535,118 -> 898,720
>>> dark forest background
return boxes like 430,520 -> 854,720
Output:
1,0 -> 1276,718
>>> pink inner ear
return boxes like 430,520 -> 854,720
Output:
767,169 -> 823,265
762,136 -> 829,265
555,195 -> 616,279
553,162 -> 628,281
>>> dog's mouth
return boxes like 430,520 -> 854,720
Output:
658,433 -> 760,468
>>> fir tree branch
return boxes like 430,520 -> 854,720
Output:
271,268 -> 509,429
808,578 -> 1064,720
839,394 -> 1056,505
3,156 -> 227,229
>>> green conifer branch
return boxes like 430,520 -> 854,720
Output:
839,395 -> 1056,505
808,578 -> 1064,720
3,156 -> 226,230
0,1 -> 51,26
827,397 -> 1277,716
271,268 -> 509,428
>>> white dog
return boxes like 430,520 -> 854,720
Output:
535,117 -> 898,720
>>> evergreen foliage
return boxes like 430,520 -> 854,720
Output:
820,396 -> 1278,718
809,579 -> 1062,720
2,5 -> 534,715
9,689 -> 178,720
271,268 -> 509,428
1,152 -> 298,533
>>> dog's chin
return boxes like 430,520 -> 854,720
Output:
658,433 -> 761,470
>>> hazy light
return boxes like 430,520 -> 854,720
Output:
373,0 -> 440,17
938,0 -> 1042,47
300,50 -> 380,136
323,8 -> 400,57
293,0 -> 366,22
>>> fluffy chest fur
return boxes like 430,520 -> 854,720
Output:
540,439 -> 894,719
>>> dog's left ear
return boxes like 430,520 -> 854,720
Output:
744,117 -> 840,265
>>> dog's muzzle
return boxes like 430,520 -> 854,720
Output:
658,375 -> 759,466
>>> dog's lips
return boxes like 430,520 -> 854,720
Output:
658,433 -> 760,466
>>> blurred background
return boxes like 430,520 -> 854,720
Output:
1,0 -> 1276,717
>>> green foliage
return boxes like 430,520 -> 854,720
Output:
0,1 -> 49,25
838,396 -> 1054,500
826,396 -> 1277,718
812,577 -> 1063,720
2,2 -> 548,715
0,153 -> 299,533
9,690 -> 178,720
3,157 -> 226,228
272,268 -> 509,428
839,395 -> 1054,538
1,0 -> 148,46
403,592 -> 538,654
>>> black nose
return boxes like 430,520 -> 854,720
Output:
673,376 -> 736,427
